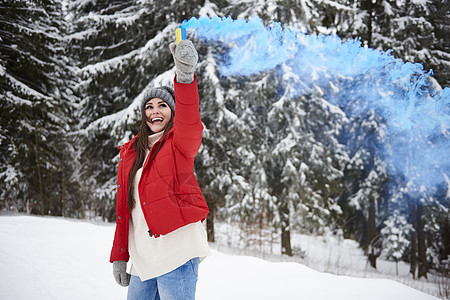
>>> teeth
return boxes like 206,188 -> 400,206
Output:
151,117 -> 163,123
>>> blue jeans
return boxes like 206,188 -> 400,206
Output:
127,258 -> 199,300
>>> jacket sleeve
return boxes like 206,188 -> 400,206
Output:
173,74 -> 204,158
109,146 -> 131,263
110,222 -> 130,262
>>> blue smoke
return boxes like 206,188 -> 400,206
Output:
183,16 -> 450,194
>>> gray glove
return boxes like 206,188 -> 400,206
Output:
113,260 -> 130,287
169,40 -> 198,84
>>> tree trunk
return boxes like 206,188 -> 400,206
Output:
281,226 -> 292,256
368,196 -> 377,269
35,131 -> 44,215
61,155 -> 66,217
366,0 -> 373,48
206,201 -> 215,243
280,202 -> 292,256
417,205 -> 428,279
443,203 -> 450,263
26,200 -> 31,215
79,187 -> 86,219
410,230 -> 417,279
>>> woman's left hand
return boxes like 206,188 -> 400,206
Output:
169,40 -> 198,84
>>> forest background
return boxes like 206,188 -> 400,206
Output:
1,0 -> 449,282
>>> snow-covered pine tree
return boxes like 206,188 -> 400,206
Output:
381,211 -> 412,275
427,0 -> 450,86
227,65 -> 349,255
338,111 -> 389,268
67,0 -> 176,220
359,0 -> 448,87
422,188 -> 450,274
194,40 -> 253,242
0,0 -> 76,216
417,194 -> 448,278
217,72 -> 281,250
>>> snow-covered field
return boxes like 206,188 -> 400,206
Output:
0,216 -> 441,299
211,222 -> 445,298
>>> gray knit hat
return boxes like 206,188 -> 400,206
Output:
141,86 -> 175,113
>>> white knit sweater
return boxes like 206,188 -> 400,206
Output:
128,132 -> 211,281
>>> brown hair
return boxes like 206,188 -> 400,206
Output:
127,108 -> 174,210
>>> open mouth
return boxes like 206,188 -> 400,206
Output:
151,117 -> 163,124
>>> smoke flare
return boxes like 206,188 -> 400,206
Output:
183,16 -> 450,194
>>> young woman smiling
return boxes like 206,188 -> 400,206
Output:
110,39 -> 210,300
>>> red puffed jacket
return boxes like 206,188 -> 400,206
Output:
110,75 -> 209,262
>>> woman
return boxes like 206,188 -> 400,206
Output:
110,39 -> 211,300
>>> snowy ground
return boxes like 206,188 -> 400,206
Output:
211,222 -> 445,298
0,216 -> 442,299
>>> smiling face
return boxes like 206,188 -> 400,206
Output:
144,97 -> 172,133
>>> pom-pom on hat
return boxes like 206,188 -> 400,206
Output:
141,86 -> 175,114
